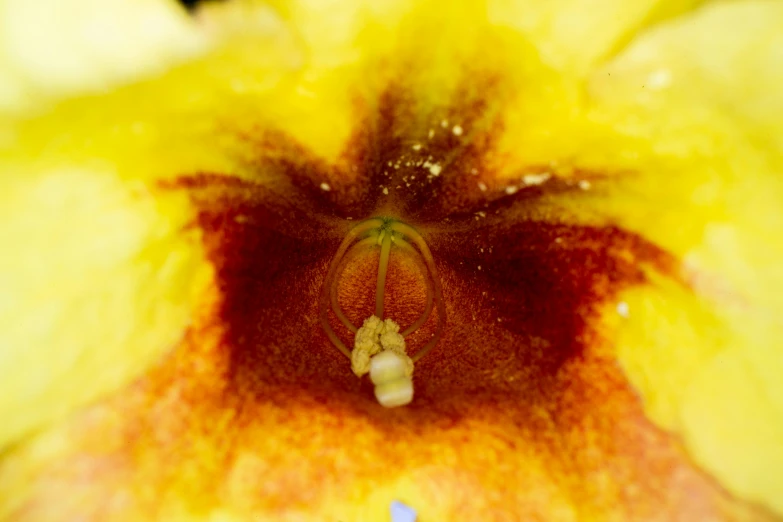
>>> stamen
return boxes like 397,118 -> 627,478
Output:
320,217 -> 446,369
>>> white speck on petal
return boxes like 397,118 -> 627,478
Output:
320,182 -> 331,191
478,182 -> 487,192
452,125 -> 463,136
412,143 -> 422,151
617,301 -> 630,318
383,187 -> 389,195
429,164 -> 442,176
428,129 -> 435,139
522,173 -> 550,186
578,180 -> 591,190
505,185 -> 518,195
440,119 -> 449,128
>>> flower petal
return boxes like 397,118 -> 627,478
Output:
0,165 -> 213,449
0,0 -> 208,114
549,0 -> 783,513
0,0 -> 347,452
488,0 -> 718,75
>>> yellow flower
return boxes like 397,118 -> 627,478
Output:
1,0 -> 782,520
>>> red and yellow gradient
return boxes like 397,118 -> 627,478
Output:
1,0 -> 782,521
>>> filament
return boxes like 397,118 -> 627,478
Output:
375,231 -> 392,319
319,218 -> 384,358
320,217 -> 445,363
389,221 -> 446,362
330,235 -> 377,334
394,237 -> 434,338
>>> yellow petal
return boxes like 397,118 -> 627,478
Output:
0,0 -> 224,447
572,0 -> 783,512
0,0 -> 208,114
488,0 -> 718,75
0,1 -> 315,451
0,165 -> 212,448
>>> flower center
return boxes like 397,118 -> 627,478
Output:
319,218 -> 446,406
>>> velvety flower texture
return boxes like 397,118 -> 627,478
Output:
1,0 -> 782,521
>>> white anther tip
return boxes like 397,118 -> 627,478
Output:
374,377 -> 414,408
369,350 -> 407,385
